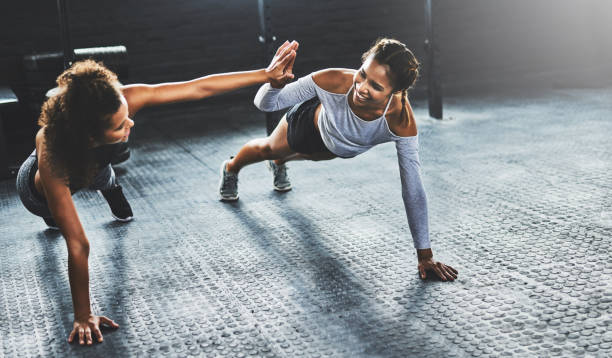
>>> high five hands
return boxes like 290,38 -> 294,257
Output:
266,40 -> 299,88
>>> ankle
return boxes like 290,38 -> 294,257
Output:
226,159 -> 238,174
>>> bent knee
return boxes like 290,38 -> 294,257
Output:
253,136 -> 291,159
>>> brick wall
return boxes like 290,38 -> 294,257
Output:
1,0 -> 610,170
1,0 -> 611,96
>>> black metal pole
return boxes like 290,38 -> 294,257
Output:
257,0 -> 267,47
57,0 -> 74,69
257,0 -> 282,135
424,0 -> 443,119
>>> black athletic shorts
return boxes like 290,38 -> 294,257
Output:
285,97 -> 331,154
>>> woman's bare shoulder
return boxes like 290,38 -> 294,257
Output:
387,95 -> 418,137
35,127 -> 53,167
35,127 -> 46,151
35,127 -> 68,186
311,68 -> 355,94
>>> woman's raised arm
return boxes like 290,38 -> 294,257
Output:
122,40 -> 299,116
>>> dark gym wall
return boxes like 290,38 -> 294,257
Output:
438,0 -> 612,91
1,0 -> 611,95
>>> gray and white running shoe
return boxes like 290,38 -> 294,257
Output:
219,159 -> 239,201
267,160 -> 292,192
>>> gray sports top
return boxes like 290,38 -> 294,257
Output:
254,73 -> 430,249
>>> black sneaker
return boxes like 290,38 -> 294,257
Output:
43,216 -> 59,230
100,185 -> 133,222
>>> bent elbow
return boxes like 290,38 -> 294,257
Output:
196,86 -> 213,100
253,97 -> 264,111
67,238 -> 90,258
253,98 -> 275,112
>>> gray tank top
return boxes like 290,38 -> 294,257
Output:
254,73 -> 430,249
316,80 -> 396,158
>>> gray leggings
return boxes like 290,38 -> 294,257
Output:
16,150 -> 116,218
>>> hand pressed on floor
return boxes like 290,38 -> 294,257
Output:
68,314 -> 119,345
418,259 -> 458,281
417,248 -> 458,281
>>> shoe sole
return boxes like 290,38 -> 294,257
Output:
273,185 -> 292,192
219,160 -> 239,201
112,214 -> 133,222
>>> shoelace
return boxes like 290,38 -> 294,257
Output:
273,164 -> 287,176
223,172 -> 238,189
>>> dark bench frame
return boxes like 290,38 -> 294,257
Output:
0,87 -> 19,179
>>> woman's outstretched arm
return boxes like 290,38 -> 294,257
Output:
122,40 -> 299,116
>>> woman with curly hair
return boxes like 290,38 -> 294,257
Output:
219,38 -> 458,282
15,40 -> 298,345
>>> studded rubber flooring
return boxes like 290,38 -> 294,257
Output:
1,87 -> 611,357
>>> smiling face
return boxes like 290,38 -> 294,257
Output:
102,95 -> 134,144
352,56 -> 396,107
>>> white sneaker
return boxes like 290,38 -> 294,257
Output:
267,160 -> 292,192
219,159 -> 239,201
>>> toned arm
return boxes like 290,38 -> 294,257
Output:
387,99 -> 429,249
121,40 -> 299,117
395,140 -> 430,250
35,130 -> 92,320
121,70 -> 271,116
389,103 -> 458,280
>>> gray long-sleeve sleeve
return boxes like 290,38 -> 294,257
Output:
253,74 -> 318,112
396,139 -> 431,249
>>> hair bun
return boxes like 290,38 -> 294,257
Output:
362,37 -> 420,91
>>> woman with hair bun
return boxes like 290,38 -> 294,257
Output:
219,38 -> 457,282
15,40 -> 298,345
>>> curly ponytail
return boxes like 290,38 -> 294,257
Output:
39,60 -> 122,188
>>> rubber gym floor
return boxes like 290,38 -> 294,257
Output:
1,86 -> 611,357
